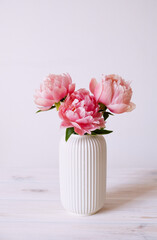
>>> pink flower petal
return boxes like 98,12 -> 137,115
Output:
99,81 -> 113,106
73,127 -> 85,135
89,78 -> 97,94
107,103 -> 129,114
60,121 -> 73,128
37,106 -> 53,111
94,82 -> 103,102
76,116 -> 93,124
34,97 -> 54,107
68,83 -> 75,94
126,102 -> 136,112
62,75 -> 71,88
66,110 -> 79,121
53,86 -> 67,102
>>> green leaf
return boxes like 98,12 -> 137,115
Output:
107,112 -> 114,116
90,131 -> 97,135
36,105 -> 55,113
36,110 -> 42,113
91,129 -> 113,135
103,112 -> 109,120
48,105 -> 56,111
102,111 -> 114,120
65,127 -> 74,141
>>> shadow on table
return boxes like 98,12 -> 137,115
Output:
99,169 -> 157,213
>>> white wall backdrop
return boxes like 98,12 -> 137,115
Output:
0,0 -> 157,169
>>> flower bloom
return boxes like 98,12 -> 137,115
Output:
89,74 -> 136,114
34,73 -> 75,110
58,89 -> 105,135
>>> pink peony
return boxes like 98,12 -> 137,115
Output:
89,74 -> 136,114
34,73 -> 75,110
58,89 -> 105,135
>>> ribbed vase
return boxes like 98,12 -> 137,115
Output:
59,135 -> 107,216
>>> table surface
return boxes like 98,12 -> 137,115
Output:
0,167 -> 157,240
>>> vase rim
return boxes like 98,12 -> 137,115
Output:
69,134 -> 104,138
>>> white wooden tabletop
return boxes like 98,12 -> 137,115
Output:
0,167 -> 157,240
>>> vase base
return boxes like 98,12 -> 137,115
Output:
65,208 -> 102,217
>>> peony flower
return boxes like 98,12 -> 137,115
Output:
58,89 -> 105,135
34,73 -> 75,110
89,74 -> 136,114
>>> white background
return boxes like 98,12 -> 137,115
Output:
0,0 -> 157,169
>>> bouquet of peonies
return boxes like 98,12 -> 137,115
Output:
34,73 -> 135,141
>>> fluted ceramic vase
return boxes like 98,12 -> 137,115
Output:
59,135 -> 107,216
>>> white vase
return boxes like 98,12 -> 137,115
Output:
59,134 -> 107,216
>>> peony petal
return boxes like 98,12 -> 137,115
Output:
68,83 -> 75,94
34,97 -> 55,107
75,107 -> 86,118
94,82 -> 103,102
62,76 -> 71,88
53,86 -> 67,102
66,110 -> 79,121
74,127 -> 85,135
107,103 -> 129,114
71,121 -> 82,130
126,102 -> 136,112
76,116 -> 93,124
99,80 -> 113,106
41,90 -> 54,100
89,78 -> 97,94
37,106 -> 53,111
63,73 -> 72,83
60,121 -> 73,128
